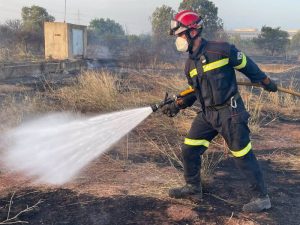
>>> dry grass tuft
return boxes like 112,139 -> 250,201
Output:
56,70 -> 119,112
259,64 -> 300,73
240,87 -> 264,134
0,93 -> 54,131
239,78 -> 299,133
267,79 -> 299,114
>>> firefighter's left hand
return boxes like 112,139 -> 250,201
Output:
261,78 -> 278,92
161,102 -> 180,117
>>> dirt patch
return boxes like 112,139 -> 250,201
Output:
0,143 -> 299,225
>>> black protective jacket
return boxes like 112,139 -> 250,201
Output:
184,39 -> 267,107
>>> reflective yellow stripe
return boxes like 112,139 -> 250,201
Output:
203,58 -> 229,72
234,53 -> 247,70
189,69 -> 198,78
230,142 -> 252,157
184,138 -> 210,147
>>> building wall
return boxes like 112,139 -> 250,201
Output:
44,22 -> 69,60
44,22 -> 87,60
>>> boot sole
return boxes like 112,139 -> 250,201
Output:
187,194 -> 202,203
169,193 -> 202,203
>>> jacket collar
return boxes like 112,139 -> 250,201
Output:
189,38 -> 207,60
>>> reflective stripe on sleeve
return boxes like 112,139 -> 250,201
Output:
230,142 -> 252,157
234,53 -> 247,70
189,69 -> 198,78
203,58 -> 229,72
184,138 -> 210,147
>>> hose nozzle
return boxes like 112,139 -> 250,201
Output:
150,92 -> 175,113
151,104 -> 159,112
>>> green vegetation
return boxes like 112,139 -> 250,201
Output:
0,5 -> 55,61
89,18 -> 125,37
254,26 -> 290,56
151,5 -> 175,40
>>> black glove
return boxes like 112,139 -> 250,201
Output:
176,93 -> 197,109
161,102 -> 180,117
261,78 -> 278,92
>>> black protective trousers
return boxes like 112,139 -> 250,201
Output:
182,97 -> 267,197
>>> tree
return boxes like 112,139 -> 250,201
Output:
21,5 -> 55,52
291,31 -> 300,49
22,5 -> 54,32
254,26 -> 290,56
179,0 -> 223,39
89,18 -> 125,37
0,20 -> 23,46
87,18 -> 125,57
151,5 -> 175,40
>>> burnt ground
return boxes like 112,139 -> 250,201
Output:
0,119 -> 299,225
0,65 -> 299,225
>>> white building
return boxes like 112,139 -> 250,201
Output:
227,28 -> 299,40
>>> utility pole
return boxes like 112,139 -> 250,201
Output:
64,0 -> 67,23
77,9 -> 80,24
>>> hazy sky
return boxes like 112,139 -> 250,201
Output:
0,0 -> 299,34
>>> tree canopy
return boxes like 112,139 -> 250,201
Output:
291,31 -> 300,49
21,5 -> 55,33
254,26 -> 290,56
151,5 -> 175,40
179,0 -> 223,39
89,18 -> 125,37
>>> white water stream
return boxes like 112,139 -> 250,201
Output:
2,107 -> 153,185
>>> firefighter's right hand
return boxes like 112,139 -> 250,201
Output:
161,102 -> 180,117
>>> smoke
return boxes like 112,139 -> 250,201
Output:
1,107 -> 153,185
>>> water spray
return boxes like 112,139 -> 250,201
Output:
2,107 -> 153,185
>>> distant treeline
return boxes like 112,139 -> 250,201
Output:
1,1 -> 300,63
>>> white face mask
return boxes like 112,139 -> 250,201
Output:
175,37 -> 189,52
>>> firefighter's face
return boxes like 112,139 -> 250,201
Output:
175,30 -> 200,52
175,33 -> 189,52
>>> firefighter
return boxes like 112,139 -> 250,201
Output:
163,10 -> 277,213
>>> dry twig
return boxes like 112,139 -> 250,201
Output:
0,192 -> 43,225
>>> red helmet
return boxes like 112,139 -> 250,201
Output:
170,10 -> 203,35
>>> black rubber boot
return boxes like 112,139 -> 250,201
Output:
170,141 -> 206,202
182,145 -> 205,185
234,150 -> 268,196
169,184 -> 202,202
234,150 -> 271,212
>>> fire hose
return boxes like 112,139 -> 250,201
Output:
237,81 -> 300,97
151,81 -> 300,112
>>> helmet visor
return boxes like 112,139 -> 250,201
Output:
170,20 -> 180,35
170,20 -> 180,30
